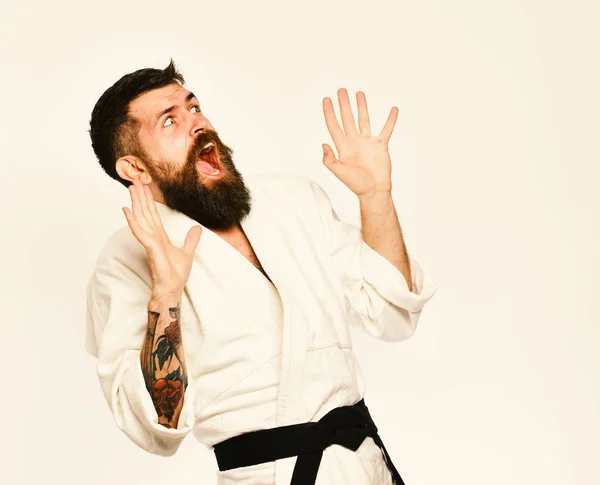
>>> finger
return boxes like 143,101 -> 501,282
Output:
356,91 -> 371,135
183,225 -> 203,255
337,88 -> 358,135
122,206 -> 152,248
129,182 -> 152,233
134,179 -> 156,228
321,143 -> 338,168
322,143 -> 349,180
143,184 -> 164,228
379,106 -> 399,143
322,97 -> 345,149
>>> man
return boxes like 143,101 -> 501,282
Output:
85,59 -> 437,485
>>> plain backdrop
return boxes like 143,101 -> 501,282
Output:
1,1 -> 598,484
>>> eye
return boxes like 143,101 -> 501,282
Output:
163,116 -> 174,127
190,105 -> 201,113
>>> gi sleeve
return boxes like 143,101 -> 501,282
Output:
84,236 -> 196,456
310,180 -> 437,342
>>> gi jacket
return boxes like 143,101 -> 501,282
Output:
85,172 -> 437,484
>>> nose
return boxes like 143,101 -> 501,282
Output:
190,113 -> 210,136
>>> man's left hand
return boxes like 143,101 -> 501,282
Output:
322,88 -> 398,198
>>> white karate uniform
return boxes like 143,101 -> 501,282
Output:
84,172 -> 437,485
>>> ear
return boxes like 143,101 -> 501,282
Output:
116,155 -> 153,185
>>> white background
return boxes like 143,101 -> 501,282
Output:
2,0 -> 599,484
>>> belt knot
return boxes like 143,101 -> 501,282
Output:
321,415 -> 378,451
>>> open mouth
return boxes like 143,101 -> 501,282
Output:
196,142 -> 223,177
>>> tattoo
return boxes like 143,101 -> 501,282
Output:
140,303 -> 187,427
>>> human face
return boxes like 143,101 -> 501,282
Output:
128,84 -> 251,230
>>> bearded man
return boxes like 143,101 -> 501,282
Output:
85,59 -> 437,485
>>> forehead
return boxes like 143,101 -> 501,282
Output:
129,84 -> 192,126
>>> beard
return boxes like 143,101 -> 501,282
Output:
145,130 -> 252,231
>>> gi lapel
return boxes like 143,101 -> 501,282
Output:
152,178 -> 307,428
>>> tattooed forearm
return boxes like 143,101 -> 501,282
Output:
141,296 -> 189,429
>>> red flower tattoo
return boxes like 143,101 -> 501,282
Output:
164,320 -> 182,348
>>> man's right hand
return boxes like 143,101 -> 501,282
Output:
122,179 -> 203,299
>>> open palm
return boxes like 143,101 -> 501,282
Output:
322,88 -> 398,197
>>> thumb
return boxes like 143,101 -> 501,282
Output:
322,144 -> 346,179
322,144 -> 338,168
183,225 -> 203,255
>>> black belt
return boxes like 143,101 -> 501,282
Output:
213,399 -> 406,485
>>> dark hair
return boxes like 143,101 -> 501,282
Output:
88,58 -> 185,188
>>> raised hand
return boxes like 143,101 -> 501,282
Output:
322,88 -> 399,198
122,179 -> 203,298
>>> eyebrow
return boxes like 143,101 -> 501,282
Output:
153,91 -> 198,127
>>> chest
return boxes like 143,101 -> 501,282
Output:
219,232 -> 271,282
